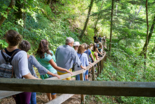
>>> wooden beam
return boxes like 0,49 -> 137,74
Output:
0,79 -> 155,97
92,66 -> 95,81
46,94 -> 74,104
80,73 -> 85,103
0,90 -> 21,99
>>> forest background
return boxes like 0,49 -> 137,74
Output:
0,0 -> 155,103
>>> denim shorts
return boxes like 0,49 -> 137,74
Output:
85,70 -> 89,75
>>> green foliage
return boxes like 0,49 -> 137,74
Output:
0,0 -> 155,103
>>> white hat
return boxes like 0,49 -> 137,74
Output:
74,41 -> 80,46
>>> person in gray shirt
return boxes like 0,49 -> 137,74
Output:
55,37 -> 86,80
19,40 -> 60,103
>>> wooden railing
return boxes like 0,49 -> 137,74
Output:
0,53 -> 107,104
1,52 -> 155,104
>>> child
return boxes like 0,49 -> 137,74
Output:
76,44 -> 89,81
19,40 -> 60,104
98,42 -> 103,57
36,39 -> 72,101
83,43 -> 94,81
0,30 -> 39,104
91,43 -> 99,61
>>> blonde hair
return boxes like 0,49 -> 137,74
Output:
82,43 -> 88,49
99,42 -> 102,48
78,44 -> 85,54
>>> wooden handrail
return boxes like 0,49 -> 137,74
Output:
46,52 -> 106,80
0,52 -> 106,99
0,79 -> 155,97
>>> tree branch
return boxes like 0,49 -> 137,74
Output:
0,0 -> 15,26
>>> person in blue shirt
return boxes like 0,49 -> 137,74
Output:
55,37 -> 86,80
83,43 -> 94,81
76,44 -> 89,81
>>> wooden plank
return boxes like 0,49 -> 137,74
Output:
1,79 -> 155,97
46,94 -> 74,104
0,90 -> 21,99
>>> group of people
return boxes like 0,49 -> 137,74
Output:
0,30 -> 105,104
93,34 -> 107,50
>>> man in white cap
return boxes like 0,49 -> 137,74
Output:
73,41 -> 80,52
55,37 -> 86,80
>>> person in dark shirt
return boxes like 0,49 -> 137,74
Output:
98,35 -> 102,42
93,34 -> 98,43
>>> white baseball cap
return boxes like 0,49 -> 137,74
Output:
74,41 -> 80,46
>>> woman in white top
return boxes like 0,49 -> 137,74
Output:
73,41 -> 80,52
0,30 -> 39,104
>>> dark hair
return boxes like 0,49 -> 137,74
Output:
92,43 -> 97,52
36,39 -> 53,58
78,45 -> 85,54
5,30 -> 22,46
19,40 -> 31,52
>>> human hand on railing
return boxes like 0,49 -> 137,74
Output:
66,70 -> 73,75
54,74 -> 60,79
83,67 -> 87,70
89,63 -> 93,67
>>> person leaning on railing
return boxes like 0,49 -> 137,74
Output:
55,37 -> 87,80
91,43 -> 99,61
82,43 -> 94,81
73,41 -> 80,52
0,30 -> 39,104
19,40 -> 60,104
76,44 -> 89,81
36,39 -> 72,101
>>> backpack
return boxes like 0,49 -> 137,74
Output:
0,49 -> 20,78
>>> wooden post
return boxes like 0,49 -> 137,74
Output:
97,63 -> 100,76
100,59 -> 104,73
99,61 -> 102,74
80,73 -> 85,104
92,66 -> 95,81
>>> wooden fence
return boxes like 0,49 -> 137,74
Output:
0,52 -> 107,104
1,52 -> 155,104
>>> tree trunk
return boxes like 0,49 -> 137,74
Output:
144,0 -> 149,77
140,16 -> 155,56
0,0 -> 15,26
94,0 -> 104,33
109,0 -> 114,54
14,0 -> 24,20
80,0 -> 94,39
